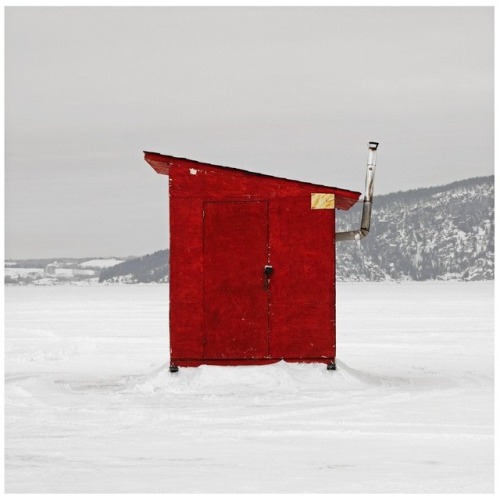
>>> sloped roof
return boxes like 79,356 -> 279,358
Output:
144,151 -> 361,210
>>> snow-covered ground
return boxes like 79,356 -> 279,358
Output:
5,282 -> 494,493
4,267 -> 45,278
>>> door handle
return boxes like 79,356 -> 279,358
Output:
264,265 -> 273,290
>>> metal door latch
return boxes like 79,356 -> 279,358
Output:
264,265 -> 274,290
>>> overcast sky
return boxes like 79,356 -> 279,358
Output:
5,7 -> 494,259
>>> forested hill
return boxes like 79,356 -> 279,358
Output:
99,250 -> 169,283
336,175 -> 494,281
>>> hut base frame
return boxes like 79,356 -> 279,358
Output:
169,357 -> 336,371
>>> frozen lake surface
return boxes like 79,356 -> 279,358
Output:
5,282 -> 494,493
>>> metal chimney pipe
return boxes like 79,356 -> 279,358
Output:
336,141 -> 379,241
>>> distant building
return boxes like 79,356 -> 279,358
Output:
45,263 -> 58,275
44,262 -> 98,278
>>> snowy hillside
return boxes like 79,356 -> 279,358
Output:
5,283 -> 493,492
336,176 -> 494,281
99,249 -> 169,283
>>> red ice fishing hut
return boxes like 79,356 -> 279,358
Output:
144,142 -> 379,371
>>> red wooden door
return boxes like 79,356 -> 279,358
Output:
203,201 -> 270,360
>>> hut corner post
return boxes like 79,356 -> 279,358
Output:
336,141 -> 379,241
